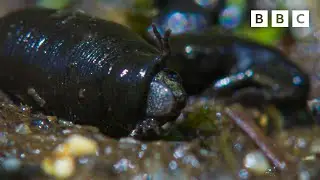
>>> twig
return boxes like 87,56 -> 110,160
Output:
224,106 -> 293,171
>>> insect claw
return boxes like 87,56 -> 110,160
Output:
163,29 -> 172,56
129,118 -> 162,139
151,24 -> 171,57
151,24 -> 162,49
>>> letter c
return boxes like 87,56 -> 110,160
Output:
297,14 -> 304,23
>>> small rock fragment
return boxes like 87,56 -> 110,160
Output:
15,123 -> 32,134
47,116 -> 57,122
2,158 -> 21,171
55,134 -> 98,157
243,150 -> 271,175
44,135 -> 98,178
113,158 -> 136,173
41,156 -> 75,179
0,132 -> 8,144
119,137 -> 140,144
310,139 -> 320,154
54,143 -> 71,157
58,119 -> 74,127
62,129 -> 72,135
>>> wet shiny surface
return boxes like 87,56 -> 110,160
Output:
0,8 -> 166,138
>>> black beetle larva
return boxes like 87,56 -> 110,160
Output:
0,7 -> 187,139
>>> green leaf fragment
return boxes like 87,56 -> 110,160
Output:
234,25 -> 285,46
37,0 -> 71,9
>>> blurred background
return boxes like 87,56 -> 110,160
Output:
0,0 -> 320,97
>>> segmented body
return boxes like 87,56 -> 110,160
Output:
0,8 -> 166,137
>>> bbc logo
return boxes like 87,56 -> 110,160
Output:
251,10 -> 310,27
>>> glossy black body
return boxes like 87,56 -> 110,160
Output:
0,8 -> 167,137
166,32 -> 312,126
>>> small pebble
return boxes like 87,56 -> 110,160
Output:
119,137 -> 140,144
55,134 -> 98,157
41,156 -> 75,179
47,116 -> 57,122
238,169 -> 250,179
54,144 -> 71,157
113,158 -> 136,173
299,170 -> 311,180
119,137 -> 140,149
243,150 -> 271,175
298,163 -> 312,180
0,132 -> 8,144
15,123 -> 32,134
62,129 -> 72,134
310,139 -> 320,154
2,158 -> 21,171
58,119 -> 74,127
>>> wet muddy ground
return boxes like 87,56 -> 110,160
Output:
0,90 -> 320,179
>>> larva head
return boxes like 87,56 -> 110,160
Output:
145,25 -> 186,121
146,70 -> 187,120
